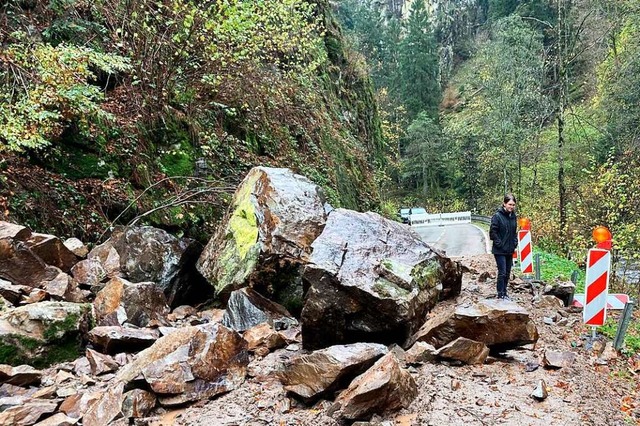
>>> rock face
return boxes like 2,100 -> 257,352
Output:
115,323 -> 248,406
332,352 -> 417,421
108,226 -> 209,307
410,299 -> 538,351
222,287 -> 297,332
196,167 -> 328,304
0,301 -> 91,366
277,342 -> 388,403
301,209 -> 462,350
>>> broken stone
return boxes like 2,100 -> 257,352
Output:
0,279 -> 28,305
302,208 -> 462,350
26,232 -> 79,273
536,295 -> 565,309
0,399 -> 58,425
0,230 -> 59,287
116,323 -> 248,406
121,389 -> 156,419
0,364 -> 41,387
243,323 -> 287,352
531,379 -> 548,400
435,337 -> 489,365
543,350 -> 576,369
23,288 -> 48,304
108,226 -> 209,307
0,301 -> 91,366
63,238 -> 88,258
404,341 -> 437,365
197,167 -> 328,303
223,287 -> 298,332
93,277 -> 169,327
543,281 -> 575,307
332,352 -> 417,421
87,326 -> 160,354
82,382 -> 125,426
59,391 -> 101,420
168,305 -> 196,321
409,298 -> 538,351
33,412 -> 77,426
0,222 -> 31,241
278,342 -> 387,403
86,349 -> 119,375
70,259 -> 107,288
87,241 -> 121,279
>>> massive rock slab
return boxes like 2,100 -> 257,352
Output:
115,323 -> 248,406
301,209 -> 462,350
409,299 -> 539,351
196,167 -> 328,305
277,342 -> 387,403
331,352 -> 417,421
0,301 -> 91,366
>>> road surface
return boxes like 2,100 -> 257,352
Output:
412,223 -> 488,257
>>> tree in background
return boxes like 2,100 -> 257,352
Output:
398,0 -> 441,121
443,15 -> 551,211
402,112 -> 450,197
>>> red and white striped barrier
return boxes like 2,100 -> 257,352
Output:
518,230 -> 532,274
583,248 -> 611,326
572,293 -> 629,309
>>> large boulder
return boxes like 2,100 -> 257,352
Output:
108,226 -> 210,307
301,209 -> 462,350
87,326 -> 160,354
0,301 -> 91,366
196,167 -> 328,306
409,299 -> 539,351
115,323 -> 248,406
277,342 -> 388,403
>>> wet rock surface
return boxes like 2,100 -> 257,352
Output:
0,172 -> 635,426
302,208 -> 461,350
196,167 -> 328,301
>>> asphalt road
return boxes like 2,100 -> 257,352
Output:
412,223 -> 489,257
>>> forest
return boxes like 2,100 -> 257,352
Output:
1,0 -> 639,291
337,0 -> 640,288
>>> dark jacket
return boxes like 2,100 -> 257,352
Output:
490,207 -> 518,255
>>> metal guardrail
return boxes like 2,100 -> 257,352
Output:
471,214 -> 491,224
409,211 -> 472,227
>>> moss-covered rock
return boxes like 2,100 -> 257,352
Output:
0,301 -> 91,367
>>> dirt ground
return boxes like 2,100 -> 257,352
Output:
153,254 -> 639,426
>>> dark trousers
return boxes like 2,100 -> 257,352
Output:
494,254 -> 512,298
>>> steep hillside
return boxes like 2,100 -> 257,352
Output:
0,0 -> 385,243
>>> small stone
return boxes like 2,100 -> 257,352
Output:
531,379 -> 548,401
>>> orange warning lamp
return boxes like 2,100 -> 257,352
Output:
518,217 -> 531,230
592,226 -> 612,243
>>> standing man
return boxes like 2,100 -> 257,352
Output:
490,194 -> 518,300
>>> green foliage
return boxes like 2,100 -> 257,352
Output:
593,7 -> 640,159
443,15 -> 551,212
0,40 -> 130,152
533,247 -> 584,291
599,317 -> 640,357
402,112 -> 451,199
